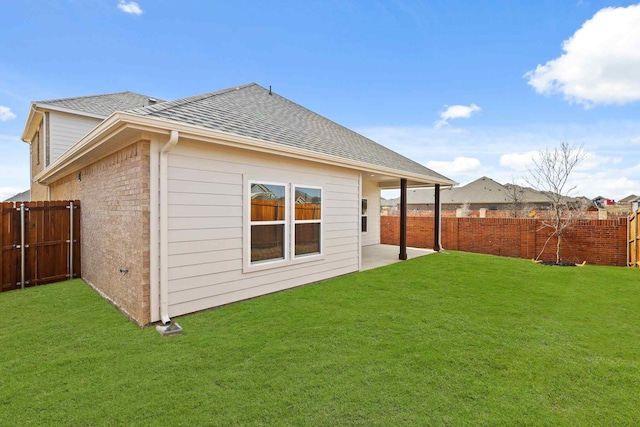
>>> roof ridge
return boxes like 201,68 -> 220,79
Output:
126,83 -> 257,115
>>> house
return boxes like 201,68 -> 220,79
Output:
21,91 -> 164,200
619,194 -> 639,211
385,176 -> 586,216
619,194 -> 639,204
22,83 -> 454,328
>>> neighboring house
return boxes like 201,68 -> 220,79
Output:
386,176 -> 584,214
21,92 -> 164,200
619,194 -> 639,204
24,83 -> 454,327
619,194 -> 639,211
3,189 -> 31,202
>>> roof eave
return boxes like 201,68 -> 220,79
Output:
36,112 -> 457,187
20,102 -> 39,143
34,112 -> 125,184
21,102 -> 108,143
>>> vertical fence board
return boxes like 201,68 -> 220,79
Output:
0,200 -> 80,292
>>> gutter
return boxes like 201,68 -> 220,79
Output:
156,130 -> 182,336
35,111 -> 457,188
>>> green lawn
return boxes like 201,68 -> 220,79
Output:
1,251 -> 639,426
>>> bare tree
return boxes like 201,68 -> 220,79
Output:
458,202 -> 471,217
504,179 -> 526,218
526,142 -> 586,263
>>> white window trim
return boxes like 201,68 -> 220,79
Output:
243,179 -> 324,273
292,184 -> 324,262
244,179 -> 289,273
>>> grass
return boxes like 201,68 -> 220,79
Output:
1,251 -> 639,426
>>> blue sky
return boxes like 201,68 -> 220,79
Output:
1,0 -> 640,201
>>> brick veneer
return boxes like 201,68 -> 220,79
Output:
381,216 -> 628,266
49,141 -> 151,325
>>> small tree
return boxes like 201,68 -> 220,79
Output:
458,202 -> 471,217
504,180 -> 526,218
526,142 -> 586,263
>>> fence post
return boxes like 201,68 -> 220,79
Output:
20,203 -> 25,289
69,201 -> 74,279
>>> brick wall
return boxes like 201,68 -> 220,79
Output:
50,141 -> 151,325
381,216 -> 628,266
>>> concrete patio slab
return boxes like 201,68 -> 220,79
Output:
361,244 -> 436,271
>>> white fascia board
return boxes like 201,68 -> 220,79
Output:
20,103 -> 40,142
36,111 -> 457,187
116,113 -> 457,186
34,113 -> 125,184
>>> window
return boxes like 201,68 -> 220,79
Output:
294,186 -> 322,257
250,183 -> 286,263
361,198 -> 368,233
247,181 -> 323,269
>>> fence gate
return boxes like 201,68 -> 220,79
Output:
0,200 -> 80,292
630,208 -> 639,268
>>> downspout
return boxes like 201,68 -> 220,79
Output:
159,130 -> 179,328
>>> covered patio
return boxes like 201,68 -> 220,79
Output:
361,244 -> 436,271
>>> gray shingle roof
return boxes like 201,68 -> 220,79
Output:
396,176 -> 583,205
4,189 -> 30,202
619,194 -> 639,203
126,83 -> 452,182
38,91 -> 165,117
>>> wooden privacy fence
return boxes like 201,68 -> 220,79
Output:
630,208 -> 639,268
0,201 -> 80,292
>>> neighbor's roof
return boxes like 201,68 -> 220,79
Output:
619,194 -> 639,203
3,189 -> 31,202
391,176 -> 582,205
36,91 -> 165,117
126,83 -> 453,183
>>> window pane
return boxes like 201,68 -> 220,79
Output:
295,187 -> 321,220
251,224 -> 285,262
295,223 -> 320,256
361,199 -> 368,215
251,183 -> 286,221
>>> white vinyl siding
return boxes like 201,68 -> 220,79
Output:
166,141 -> 360,318
48,111 -> 102,163
361,179 -> 381,246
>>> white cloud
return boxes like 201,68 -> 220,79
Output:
0,134 -> 31,200
357,120 -> 640,200
117,1 -> 143,15
525,4 -> 640,106
426,157 -> 483,175
0,187 -> 23,202
631,136 -> 640,144
435,104 -> 481,128
0,106 -> 16,122
499,151 -> 538,171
